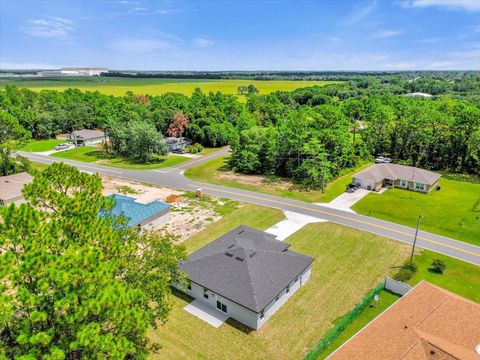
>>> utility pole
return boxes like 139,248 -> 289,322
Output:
321,161 -> 327,193
410,215 -> 422,262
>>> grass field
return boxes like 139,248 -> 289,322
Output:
317,290 -> 400,359
50,146 -> 191,170
150,222 -> 409,359
408,250 -> 480,302
352,177 -> 480,246
315,248 -> 480,358
19,139 -> 65,152
0,77 -> 339,99
184,155 -> 372,203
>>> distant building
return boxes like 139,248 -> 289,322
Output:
353,163 -> 441,193
328,281 -> 480,360
177,225 -> 314,330
165,137 -> 192,152
69,129 -> 106,146
38,67 -> 108,77
0,172 -> 33,206
404,92 -> 433,98
103,194 -> 171,230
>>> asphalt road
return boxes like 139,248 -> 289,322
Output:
21,149 -> 480,266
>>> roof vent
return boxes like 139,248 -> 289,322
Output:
235,256 -> 244,262
238,230 -> 244,235
228,244 -> 235,249
225,252 -> 233,257
249,252 -> 257,258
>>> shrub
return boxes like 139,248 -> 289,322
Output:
429,259 -> 447,274
186,143 -> 204,154
403,261 -> 418,273
393,261 -> 418,282
393,268 -> 414,282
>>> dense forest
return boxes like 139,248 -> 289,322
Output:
1,72 -> 479,185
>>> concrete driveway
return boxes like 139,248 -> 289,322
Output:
319,189 -> 371,213
266,210 -> 326,241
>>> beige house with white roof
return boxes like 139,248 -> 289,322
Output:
0,172 -> 33,206
353,164 -> 441,193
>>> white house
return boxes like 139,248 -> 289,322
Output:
353,163 -> 441,193
0,172 -> 33,206
69,129 -> 107,146
178,225 -> 314,330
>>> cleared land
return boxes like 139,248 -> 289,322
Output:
0,77 -> 339,98
352,177 -> 480,246
50,146 -> 191,170
184,155 -> 372,203
149,222 -> 409,359
19,139 -> 65,152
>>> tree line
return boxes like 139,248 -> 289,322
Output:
1,76 -> 479,185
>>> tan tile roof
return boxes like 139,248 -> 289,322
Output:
71,129 -> 105,140
0,172 -> 33,201
329,281 -> 480,360
354,164 -> 441,185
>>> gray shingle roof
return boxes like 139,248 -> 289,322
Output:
179,225 -> 314,313
71,129 -> 105,140
354,164 -> 441,185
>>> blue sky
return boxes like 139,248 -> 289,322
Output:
1,0 -> 479,70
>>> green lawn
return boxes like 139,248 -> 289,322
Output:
50,146 -> 191,170
408,250 -> 480,302
182,203 -> 284,253
184,155 -> 372,203
317,290 -> 400,359
19,139 -> 65,152
150,222 -> 409,360
352,177 -> 480,246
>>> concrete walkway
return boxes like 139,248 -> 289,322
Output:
265,210 -> 327,241
184,299 -> 229,328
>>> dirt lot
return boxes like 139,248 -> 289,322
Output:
101,176 -> 224,242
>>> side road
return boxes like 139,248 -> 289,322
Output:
20,150 -> 480,266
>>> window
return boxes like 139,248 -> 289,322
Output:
294,277 -> 298,283
260,310 -> 265,320
286,286 -> 290,295
414,182 -> 426,191
187,280 -> 191,291
216,299 -> 227,313
203,288 -> 209,299
275,296 -> 279,302
400,179 -> 408,188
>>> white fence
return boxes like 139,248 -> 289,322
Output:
384,276 -> 412,296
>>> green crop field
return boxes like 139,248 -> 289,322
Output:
0,77 -> 340,98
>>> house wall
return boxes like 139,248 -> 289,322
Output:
255,266 -> 312,329
182,282 -> 259,329
178,265 -> 312,330
353,177 -> 382,191
0,196 -> 26,206
140,211 -> 171,230
84,137 -> 107,146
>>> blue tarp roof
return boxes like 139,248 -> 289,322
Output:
103,194 -> 170,227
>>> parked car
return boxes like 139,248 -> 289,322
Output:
345,182 -> 361,193
375,156 -> 392,164
55,143 -> 70,151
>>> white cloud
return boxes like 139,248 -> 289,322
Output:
428,60 -> 453,68
472,25 -> 480,32
414,37 -> 443,43
342,0 -> 378,25
192,38 -> 214,48
373,30 -> 404,38
22,16 -> 75,40
400,0 -> 480,12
